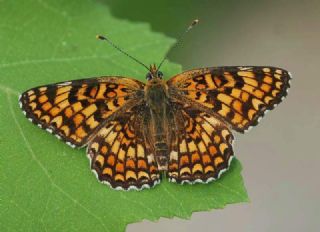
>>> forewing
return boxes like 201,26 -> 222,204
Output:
88,104 -> 160,190
168,105 -> 234,184
168,66 -> 291,132
19,77 -> 144,147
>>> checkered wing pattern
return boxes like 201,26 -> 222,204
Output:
168,66 -> 291,132
19,77 -> 144,148
88,104 -> 160,190
168,105 -> 234,184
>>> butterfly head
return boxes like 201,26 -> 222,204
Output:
146,64 -> 163,81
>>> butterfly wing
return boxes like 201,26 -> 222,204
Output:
88,104 -> 160,190
167,104 -> 234,184
19,77 -> 144,147
167,66 -> 291,132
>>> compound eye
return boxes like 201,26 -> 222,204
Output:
146,73 -> 152,80
158,71 -> 163,79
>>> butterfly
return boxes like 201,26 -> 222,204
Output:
19,20 -> 291,191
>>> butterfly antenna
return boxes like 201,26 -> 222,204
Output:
157,19 -> 199,71
96,35 -> 150,71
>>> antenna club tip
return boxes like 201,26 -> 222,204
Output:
192,19 -> 199,26
96,35 -> 106,40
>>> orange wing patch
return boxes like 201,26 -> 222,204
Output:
19,77 -> 144,147
168,106 -> 234,184
168,66 -> 291,132
88,105 -> 160,190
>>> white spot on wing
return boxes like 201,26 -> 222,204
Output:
66,141 -> 76,148
58,81 -> 72,86
55,134 -> 61,139
181,180 -> 191,184
244,125 -> 253,133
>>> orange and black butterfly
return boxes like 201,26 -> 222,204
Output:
19,20 -> 291,190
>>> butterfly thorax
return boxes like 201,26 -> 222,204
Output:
144,78 -> 170,171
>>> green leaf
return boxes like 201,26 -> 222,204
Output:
0,1 -> 248,231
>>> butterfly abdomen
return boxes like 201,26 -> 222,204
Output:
154,141 -> 169,171
145,80 -> 170,171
